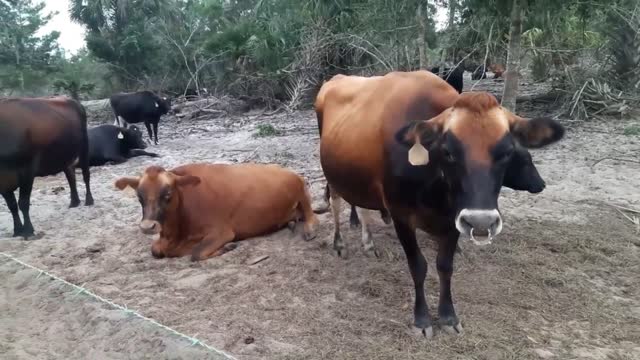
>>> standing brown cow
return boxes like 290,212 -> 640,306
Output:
115,163 -> 319,261
316,71 -> 564,337
0,96 -> 94,238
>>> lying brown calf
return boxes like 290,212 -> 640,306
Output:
115,163 -> 319,261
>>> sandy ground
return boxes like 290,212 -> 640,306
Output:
1,75 -> 640,360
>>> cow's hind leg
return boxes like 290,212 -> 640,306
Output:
17,173 -> 36,238
2,191 -> 23,237
78,147 -> 94,207
63,166 -> 81,208
393,215 -> 433,338
144,122 -> 153,143
437,230 -> 463,335
296,184 -> 319,241
349,205 -> 361,229
328,186 -> 347,258
152,121 -> 159,145
354,207 -> 379,258
190,228 -> 236,261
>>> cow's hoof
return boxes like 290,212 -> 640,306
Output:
439,316 -> 463,335
85,197 -> 94,206
303,231 -> 317,242
23,232 -> 44,240
410,325 -> 434,339
364,248 -> 380,258
69,199 -> 81,208
333,246 -> 348,259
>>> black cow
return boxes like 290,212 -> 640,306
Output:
110,91 -> 172,145
87,125 -> 159,167
430,66 -> 464,94
0,96 -> 94,238
470,64 -> 488,80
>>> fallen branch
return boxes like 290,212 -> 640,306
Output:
176,108 -> 226,120
591,157 -> 640,171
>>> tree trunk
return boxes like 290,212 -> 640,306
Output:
440,0 -> 456,75
417,4 -> 427,69
501,0 -> 523,112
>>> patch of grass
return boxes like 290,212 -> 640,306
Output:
623,124 -> 640,136
253,123 -> 283,138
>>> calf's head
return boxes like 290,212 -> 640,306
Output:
121,125 -> 147,150
396,92 -> 564,245
115,166 -> 200,235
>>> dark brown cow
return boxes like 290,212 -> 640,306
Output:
316,71 -> 564,337
115,163 -> 318,261
0,96 -> 94,238
488,63 -> 505,79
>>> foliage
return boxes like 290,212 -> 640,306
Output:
0,0 -> 63,95
253,123 -> 282,137
0,0 -> 637,121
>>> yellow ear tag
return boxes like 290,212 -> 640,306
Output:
117,132 -> 124,139
408,135 -> 429,166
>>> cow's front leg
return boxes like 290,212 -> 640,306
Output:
190,228 -> 236,261
437,229 -> 463,335
392,215 -> 433,338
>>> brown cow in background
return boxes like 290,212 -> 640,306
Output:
316,70 -> 564,337
0,96 -> 94,238
115,163 -> 319,261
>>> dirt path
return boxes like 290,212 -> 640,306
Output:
1,79 -> 639,359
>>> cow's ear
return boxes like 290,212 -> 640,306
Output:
115,177 -> 140,190
506,112 -> 565,149
395,113 -> 446,166
175,175 -> 200,187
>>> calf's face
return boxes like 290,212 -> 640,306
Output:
123,125 -> 147,149
115,166 -> 200,235
397,92 -> 564,245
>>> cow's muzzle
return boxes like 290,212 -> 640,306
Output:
455,209 -> 503,246
139,219 -> 161,235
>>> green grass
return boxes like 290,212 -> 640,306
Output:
253,123 -> 282,138
623,124 -> 640,136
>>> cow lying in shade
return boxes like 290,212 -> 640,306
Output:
87,124 -> 159,166
115,163 -> 319,261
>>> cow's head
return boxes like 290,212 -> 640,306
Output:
157,94 -> 172,114
120,125 -> 147,150
503,143 -> 546,193
396,92 -> 564,245
115,166 -> 200,236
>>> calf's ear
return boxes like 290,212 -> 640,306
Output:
175,175 -> 200,187
115,177 -> 140,190
507,112 -> 565,148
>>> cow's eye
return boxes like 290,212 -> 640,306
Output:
163,192 -> 172,202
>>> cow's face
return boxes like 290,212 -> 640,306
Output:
123,125 -> 147,149
158,95 -> 172,114
503,143 -> 545,193
115,166 -> 200,235
396,92 -> 564,245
